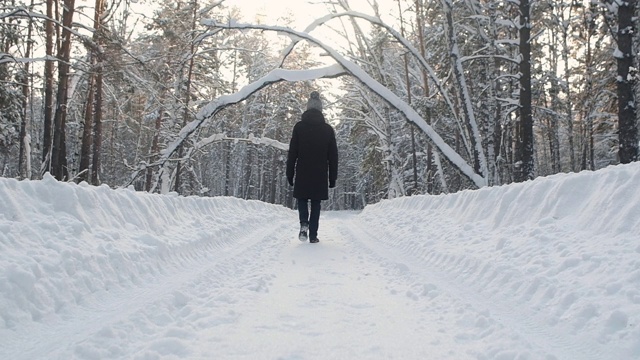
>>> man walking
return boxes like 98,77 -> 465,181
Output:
287,91 -> 338,243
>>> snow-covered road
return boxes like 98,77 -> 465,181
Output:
1,164 -> 639,359
3,213 -> 606,360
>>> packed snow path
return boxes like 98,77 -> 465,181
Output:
2,213 -> 618,359
1,165 -> 639,359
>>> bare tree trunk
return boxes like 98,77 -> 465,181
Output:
90,7 -> 105,188
78,74 -> 94,182
462,0 -> 504,185
515,0 -> 534,182
416,0 -> 439,192
549,67 -> 561,173
244,144 -> 253,199
227,141 -> 233,196
561,5 -> 576,171
54,0 -> 61,50
441,0 -> 487,179
41,0 -> 55,173
476,3 -> 503,186
258,150 -> 265,202
546,26 -> 560,174
51,0 -> 76,181
174,0 -> 199,193
588,4 -> 597,171
79,0 -> 105,183
145,107 -> 162,192
397,1 -> 418,194
90,64 -> 103,185
617,0 -> 638,163
269,149 -> 277,204
19,0 -> 35,179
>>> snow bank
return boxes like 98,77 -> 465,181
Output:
0,174 -> 290,330
1,163 -> 639,358
359,163 -> 640,358
364,162 -> 640,235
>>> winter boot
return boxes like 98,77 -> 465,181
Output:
298,223 -> 309,241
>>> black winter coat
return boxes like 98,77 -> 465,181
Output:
286,109 -> 338,200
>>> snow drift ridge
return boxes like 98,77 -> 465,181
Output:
358,162 -> 640,358
0,174 -> 291,329
365,162 -> 640,236
0,163 -> 639,358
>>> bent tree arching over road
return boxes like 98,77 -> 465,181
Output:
142,13 -> 489,190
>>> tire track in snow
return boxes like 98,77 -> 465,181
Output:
3,218 -> 292,360
199,212 -> 451,359
4,208 -> 620,359
339,213 -> 614,360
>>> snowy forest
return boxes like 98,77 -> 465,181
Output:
0,0 -> 638,209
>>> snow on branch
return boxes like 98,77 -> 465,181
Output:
1,8 -> 100,54
0,7 -> 30,20
441,0 -> 488,180
201,20 -> 487,188
193,133 -> 289,152
0,55 -> 60,65
273,11 -> 460,120
161,64 -> 346,161
125,64 -> 345,187
461,54 -> 519,64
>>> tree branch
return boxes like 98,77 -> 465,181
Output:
125,64 -> 345,187
200,20 -> 487,188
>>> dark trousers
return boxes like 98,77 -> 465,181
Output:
298,198 -> 321,239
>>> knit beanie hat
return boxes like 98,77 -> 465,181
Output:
306,91 -> 323,112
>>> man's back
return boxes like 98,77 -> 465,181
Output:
286,91 -> 338,243
287,108 -> 338,201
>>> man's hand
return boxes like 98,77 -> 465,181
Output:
288,177 -> 294,186
329,180 -> 336,188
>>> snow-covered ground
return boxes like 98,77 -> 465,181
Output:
1,164 -> 639,360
